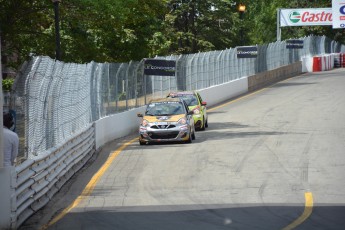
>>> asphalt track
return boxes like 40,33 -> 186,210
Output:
20,68 -> 345,230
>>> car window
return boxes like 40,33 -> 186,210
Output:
169,103 -> 185,115
146,102 -> 185,116
173,95 -> 198,106
182,100 -> 189,113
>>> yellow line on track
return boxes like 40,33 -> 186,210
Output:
41,137 -> 137,230
282,192 -> 313,230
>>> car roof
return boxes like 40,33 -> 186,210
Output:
149,97 -> 182,103
168,91 -> 196,96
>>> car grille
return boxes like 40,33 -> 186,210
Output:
148,131 -> 179,140
151,124 -> 176,129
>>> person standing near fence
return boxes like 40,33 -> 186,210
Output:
2,112 -> 18,167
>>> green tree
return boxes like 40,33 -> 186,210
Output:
0,0 -> 53,68
164,0 -> 241,54
0,0 -> 168,65
56,0 -> 169,62
1,0 -> 344,70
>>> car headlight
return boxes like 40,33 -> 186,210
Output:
141,119 -> 149,127
192,106 -> 200,114
178,118 -> 187,125
193,109 -> 200,114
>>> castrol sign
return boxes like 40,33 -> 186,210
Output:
280,8 -> 332,27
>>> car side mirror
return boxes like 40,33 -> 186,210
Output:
201,101 -> 207,106
137,113 -> 143,117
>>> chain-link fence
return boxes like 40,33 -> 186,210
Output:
9,35 -> 345,159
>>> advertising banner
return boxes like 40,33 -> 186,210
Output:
144,59 -> 176,76
286,39 -> 304,49
332,0 -> 345,28
280,8 -> 332,27
237,46 -> 258,58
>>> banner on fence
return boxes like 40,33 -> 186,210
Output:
237,46 -> 258,58
144,59 -> 176,76
286,39 -> 304,49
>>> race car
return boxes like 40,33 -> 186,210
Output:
137,97 -> 196,145
167,91 -> 208,130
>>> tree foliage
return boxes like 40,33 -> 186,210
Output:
0,0 -> 344,69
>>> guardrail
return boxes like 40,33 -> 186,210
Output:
11,125 -> 95,228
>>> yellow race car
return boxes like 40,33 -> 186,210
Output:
137,98 -> 196,145
167,91 -> 208,130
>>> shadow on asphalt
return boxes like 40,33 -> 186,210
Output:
204,122 -> 251,131
271,82 -> 317,88
25,204 -> 345,230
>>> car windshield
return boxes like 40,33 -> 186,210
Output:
145,102 -> 185,116
175,95 -> 198,106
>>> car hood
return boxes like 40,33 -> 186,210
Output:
188,105 -> 199,110
143,114 -> 186,123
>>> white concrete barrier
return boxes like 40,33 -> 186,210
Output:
94,78 -> 249,150
95,106 -> 146,149
198,78 -> 248,107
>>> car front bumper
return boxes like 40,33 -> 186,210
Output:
192,114 -> 203,128
139,123 -> 191,143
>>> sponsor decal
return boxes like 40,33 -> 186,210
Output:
339,4 -> 345,20
286,39 -> 304,49
282,5 -> 345,28
289,11 -> 332,23
237,46 -> 258,58
340,5 -> 345,14
289,11 -> 301,23
144,59 -> 176,76
280,8 -> 333,27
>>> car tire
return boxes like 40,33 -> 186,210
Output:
205,118 -> 208,128
192,127 -> 196,140
186,129 -> 192,143
139,140 -> 146,145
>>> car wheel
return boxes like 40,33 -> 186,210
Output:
192,127 -> 196,140
186,129 -> 192,143
205,118 -> 208,128
139,140 -> 146,145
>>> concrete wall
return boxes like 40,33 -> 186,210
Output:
248,62 -> 302,92
198,77 -> 248,107
94,78 -> 249,150
95,106 -> 146,149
